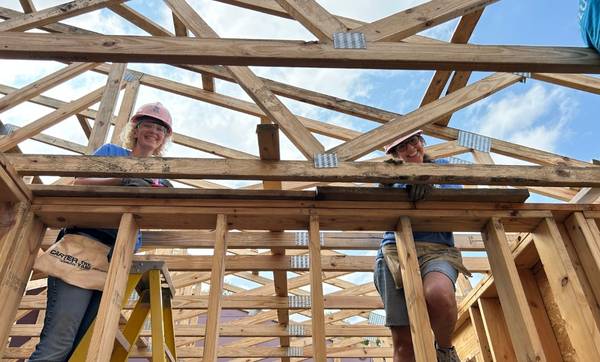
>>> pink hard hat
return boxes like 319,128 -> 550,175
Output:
130,102 -> 173,134
384,130 -> 423,154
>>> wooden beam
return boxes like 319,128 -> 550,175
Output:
354,0 -> 495,42
331,73 -> 520,161
11,154 -> 600,187
77,115 -> 93,139
563,213 -> 600,310
3,124 -> 87,154
481,218 -> 546,361
2,33 -> 600,73
257,123 -> 282,189
0,86 -> 106,152
9,323 -> 391,338
110,78 -> 139,145
0,62 -> 98,114
0,83 -> 98,120
467,306 -> 494,362
86,213 -> 139,361
0,204 -> 45,358
18,0 -> 36,13
532,73 -> 600,94
203,214 -> 228,361
477,298 -> 517,361
0,154 -> 32,202
87,63 -> 127,153
0,0 -> 128,32
420,9 -> 483,110
165,0 -> 324,159
273,0 -> 347,42
308,215 -> 327,360
395,217 -> 437,360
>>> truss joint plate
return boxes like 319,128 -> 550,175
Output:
333,32 -> 366,49
457,130 -> 491,153
314,153 -> 338,168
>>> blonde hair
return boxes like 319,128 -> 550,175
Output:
120,121 -> 171,156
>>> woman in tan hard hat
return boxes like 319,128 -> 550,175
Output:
30,102 -> 174,361
374,130 -> 468,362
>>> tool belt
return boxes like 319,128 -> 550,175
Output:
382,241 -> 471,289
34,233 -> 110,291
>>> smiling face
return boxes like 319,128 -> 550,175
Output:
391,135 -> 425,163
132,117 -> 168,156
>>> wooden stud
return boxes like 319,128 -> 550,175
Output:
308,214 -> 327,360
202,214 -> 228,361
0,204 -> 44,358
467,306 -> 493,362
87,62 -> 127,153
395,216 -> 437,361
481,218 -> 546,361
563,213 -> 600,308
477,298 -> 517,361
86,213 -> 139,362
517,268 -> 562,361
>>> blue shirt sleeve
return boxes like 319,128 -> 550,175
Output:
92,144 -> 130,157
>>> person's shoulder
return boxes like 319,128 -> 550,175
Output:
93,144 -> 130,156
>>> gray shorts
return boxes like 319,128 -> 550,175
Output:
373,257 -> 458,327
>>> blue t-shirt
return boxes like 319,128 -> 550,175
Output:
377,159 -> 461,260
64,144 -> 143,251
580,0 -> 600,52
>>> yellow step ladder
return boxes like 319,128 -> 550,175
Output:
69,261 -> 177,361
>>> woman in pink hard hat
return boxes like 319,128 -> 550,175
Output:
374,130 -> 468,362
30,102 -> 174,361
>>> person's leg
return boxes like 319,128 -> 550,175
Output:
66,289 -> 104,359
29,277 -> 94,362
391,326 -> 414,362
374,258 -> 413,361
420,259 -> 458,350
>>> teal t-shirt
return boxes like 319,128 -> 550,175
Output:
580,0 -> 600,51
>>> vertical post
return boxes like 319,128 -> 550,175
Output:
533,217 -> 600,360
394,216 -> 436,361
308,214 -> 326,360
477,298 -> 517,361
87,63 -> 127,153
111,78 -> 140,145
86,213 -> 139,362
482,218 -> 546,362
468,306 -> 493,362
0,204 -> 44,358
203,214 -> 228,362
564,212 -> 600,307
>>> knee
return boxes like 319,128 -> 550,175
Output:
424,279 -> 456,312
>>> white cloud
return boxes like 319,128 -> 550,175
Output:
471,84 -> 577,164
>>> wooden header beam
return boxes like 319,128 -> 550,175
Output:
7,155 -> 600,187
1,33 -> 599,73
